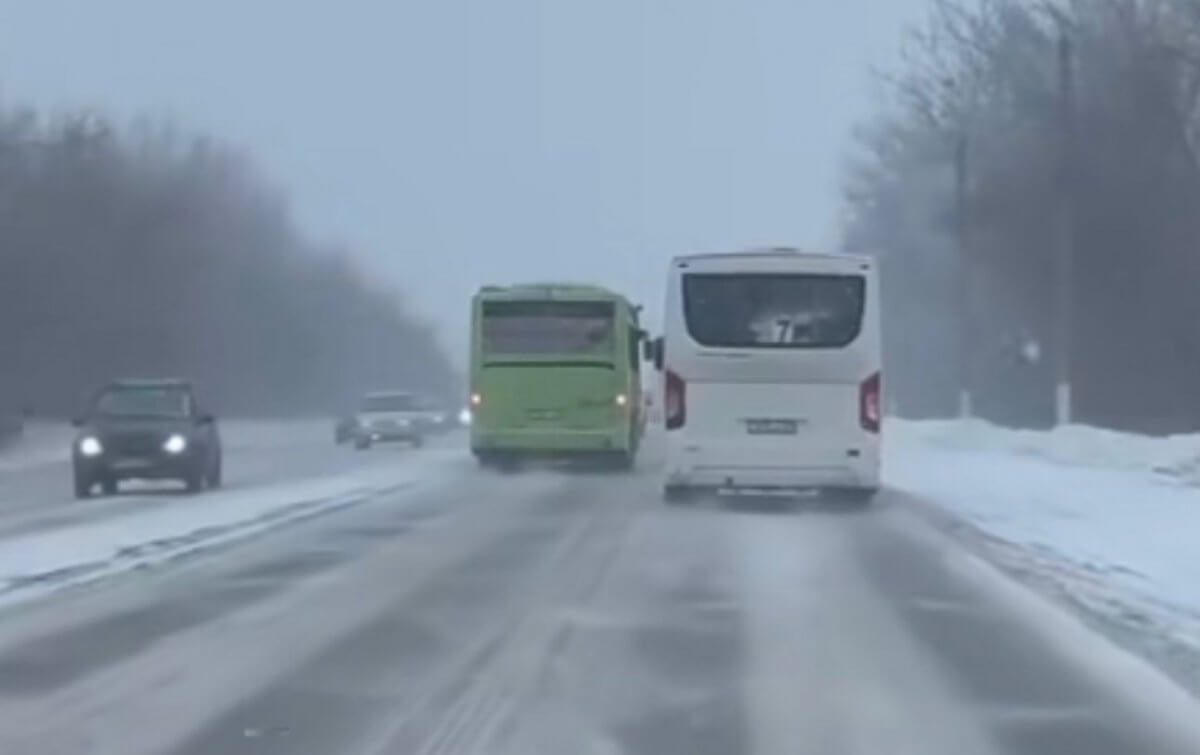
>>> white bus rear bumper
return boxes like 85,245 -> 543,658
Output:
663,440 -> 880,492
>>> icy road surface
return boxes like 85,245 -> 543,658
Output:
0,436 -> 1197,753
0,420 -> 418,537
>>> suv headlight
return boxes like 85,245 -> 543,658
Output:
163,434 -> 188,454
79,436 -> 103,457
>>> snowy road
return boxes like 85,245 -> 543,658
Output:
0,432 -> 1197,754
0,421 -> 436,538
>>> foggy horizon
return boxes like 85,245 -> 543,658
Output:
0,0 -> 920,363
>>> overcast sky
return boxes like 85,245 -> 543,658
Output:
0,0 -> 921,362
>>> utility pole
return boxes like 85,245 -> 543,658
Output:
955,131 -> 973,419
1055,30 -> 1076,426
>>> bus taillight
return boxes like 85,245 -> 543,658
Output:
664,370 -> 686,430
860,371 -> 881,433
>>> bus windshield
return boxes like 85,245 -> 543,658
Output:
481,300 -> 615,356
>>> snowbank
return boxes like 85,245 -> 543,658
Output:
887,418 -> 1200,685
0,423 -> 73,472
0,448 -> 465,609
894,418 -> 1200,484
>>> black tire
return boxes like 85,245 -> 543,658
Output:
825,487 -> 877,507
100,476 -> 119,496
73,469 -> 93,499
496,455 -> 522,474
208,458 -> 223,489
411,435 -> 425,449
354,437 -> 371,451
612,451 -> 635,472
662,485 -> 695,504
185,467 -> 205,494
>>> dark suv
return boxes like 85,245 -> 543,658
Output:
71,379 -> 222,498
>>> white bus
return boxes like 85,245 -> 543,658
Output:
649,248 -> 881,503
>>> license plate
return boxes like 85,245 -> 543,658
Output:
745,419 -> 799,435
112,458 -> 153,470
527,409 -> 562,420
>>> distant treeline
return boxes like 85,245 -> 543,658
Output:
0,108 -> 457,417
844,0 -> 1200,433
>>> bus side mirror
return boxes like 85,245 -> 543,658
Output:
642,337 -> 655,363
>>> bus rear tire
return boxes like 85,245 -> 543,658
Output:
610,451 -> 635,472
478,453 -> 520,473
662,484 -> 695,504
825,487 -> 877,507
496,455 -> 522,473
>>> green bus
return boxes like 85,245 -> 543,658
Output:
468,283 -> 646,468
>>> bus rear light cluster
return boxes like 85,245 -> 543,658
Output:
860,371 -> 881,433
664,370 -> 686,430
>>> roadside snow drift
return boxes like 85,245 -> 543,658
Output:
0,448 -> 465,609
887,418 -> 1200,682
0,423 -> 72,473
895,418 -> 1200,484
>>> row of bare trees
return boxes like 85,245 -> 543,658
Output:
0,108 -> 457,418
844,0 -> 1200,432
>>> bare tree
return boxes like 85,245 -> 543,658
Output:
0,107 -> 458,418
845,0 -> 1200,432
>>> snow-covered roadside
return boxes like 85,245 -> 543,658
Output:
895,418 -> 1200,484
0,423 -> 72,472
0,448 -> 466,610
886,419 -> 1200,690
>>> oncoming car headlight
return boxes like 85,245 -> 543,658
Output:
78,437 -> 103,457
458,408 -> 472,426
163,434 -> 188,454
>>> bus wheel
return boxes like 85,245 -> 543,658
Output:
495,455 -> 522,473
662,485 -> 695,504
824,487 -> 877,507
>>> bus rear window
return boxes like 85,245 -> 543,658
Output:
481,300 -> 615,355
682,273 -> 865,348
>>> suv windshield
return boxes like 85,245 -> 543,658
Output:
361,394 -> 418,412
95,387 -> 192,418
682,273 -> 865,348
481,300 -> 614,355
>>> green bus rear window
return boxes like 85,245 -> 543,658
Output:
481,300 -> 615,355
